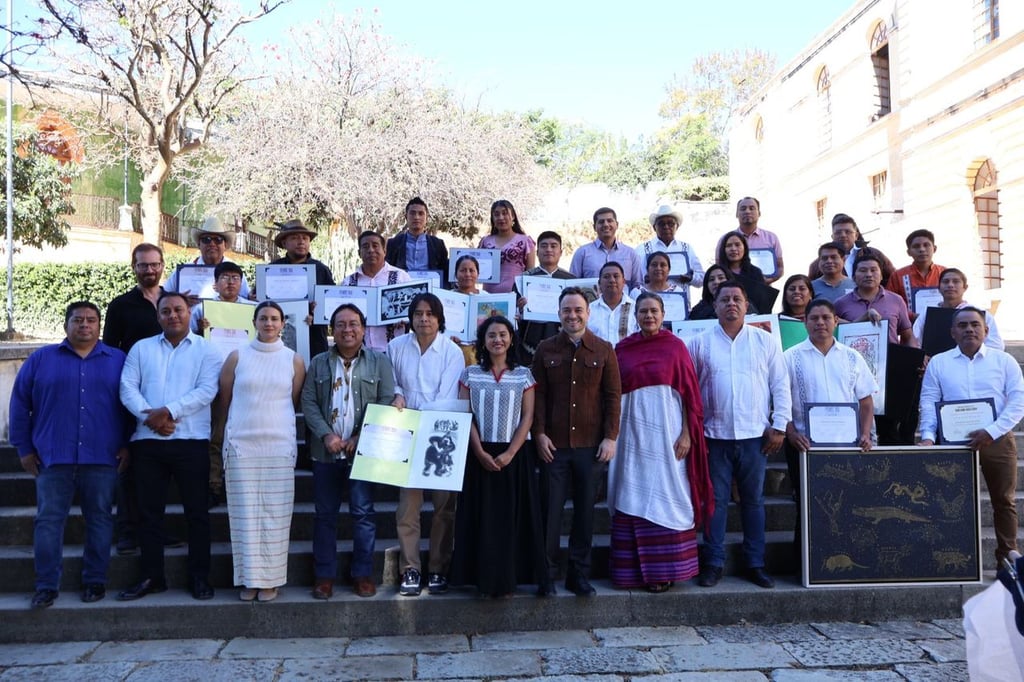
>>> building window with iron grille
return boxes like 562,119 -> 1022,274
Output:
870,22 -> 891,119
974,0 -> 999,48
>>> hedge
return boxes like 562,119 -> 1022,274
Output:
2,257 -> 258,337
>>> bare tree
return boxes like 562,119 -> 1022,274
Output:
184,11 -> 546,244
26,0 -> 288,243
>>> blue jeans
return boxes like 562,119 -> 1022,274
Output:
35,464 -> 117,591
313,460 -> 376,579
704,437 -> 766,569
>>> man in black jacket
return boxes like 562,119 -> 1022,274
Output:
385,197 -> 449,285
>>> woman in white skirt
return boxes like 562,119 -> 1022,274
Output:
217,301 -> 305,601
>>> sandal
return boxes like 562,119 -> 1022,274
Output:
645,581 -> 673,593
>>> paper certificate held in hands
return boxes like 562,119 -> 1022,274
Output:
350,404 -> 472,491
256,264 -> 316,301
805,403 -> 860,447
938,398 -> 996,445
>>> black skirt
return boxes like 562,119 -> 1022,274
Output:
450,440 -> 550,596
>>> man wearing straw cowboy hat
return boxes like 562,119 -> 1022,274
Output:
272,219 -> 336,358
163,216 -> 251,301
635,204 -> 705,315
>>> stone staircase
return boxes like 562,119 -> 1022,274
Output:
1,343 -> 1021,643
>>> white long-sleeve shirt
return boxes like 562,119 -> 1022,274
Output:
386,332 -> 463,409
918,344 -> 1024,442
120,332 -> 223,441
587,295 -> 639,348
688,324 -> 792,440
784,339 -> 878,435
912,302 -> 1003,351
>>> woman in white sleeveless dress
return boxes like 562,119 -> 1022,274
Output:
217,301 -> 306,601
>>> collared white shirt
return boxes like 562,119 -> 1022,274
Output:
912,302 -> 1004,351
120,332 -> 223,441
635,237 -> 705,288
587,295 -> 638,348
784,338 -> 877,435
386,331 -> 464,409
918,344 -> 1024,442
688,324 -> 792,439
344,262 -> 411,352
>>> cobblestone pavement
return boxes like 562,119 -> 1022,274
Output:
0,619 -> 967,681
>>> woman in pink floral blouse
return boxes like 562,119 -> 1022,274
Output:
479,199 -> 536,293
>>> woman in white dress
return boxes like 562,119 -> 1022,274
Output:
217,301 -> 306,602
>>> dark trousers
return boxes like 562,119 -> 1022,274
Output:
539,446 -> 603,579
132,439 -> 211,584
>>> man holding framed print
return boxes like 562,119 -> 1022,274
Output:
918,307 -> 1024,566
344,231 -> 411,351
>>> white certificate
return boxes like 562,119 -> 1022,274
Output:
408,270 -> 444,288
659,291 -> 689,322
174,264 -> 216,297
449,248 -> 501,284
748,248 -> 777,278
665,251 -> 693,281
912,287 -> 943,315
256,264 -> 315,301
435,289 -> 470,339
522,277 -> 564,322
208,327 -> 250,358
672,319 -> 718,344
314,286 -> 376,326
938,399 -> 996,445
358,422 -> 414,462
805,403 -> 859,447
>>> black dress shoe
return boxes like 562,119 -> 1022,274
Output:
190,577 -> 215,600
81,583 -> 106,603
747,567 -> 775,589
536,583 -> 557,597
565,574 -> 596,597
697,566 -> 723,588
117,578 -> 168,601
31,589 -> 58,609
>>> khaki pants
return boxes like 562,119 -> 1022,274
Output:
396,488 -> 456,574
981,433 -> 1018,563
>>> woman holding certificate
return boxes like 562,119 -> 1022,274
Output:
451,254 -> 482,366
609,292 -> 712,592
630,251 -> 686,325
451,316 -> 550,598
717,232 -> 765,293
479,200 -> 536,294
216,301 -> 305,602
687,265 -> 732,320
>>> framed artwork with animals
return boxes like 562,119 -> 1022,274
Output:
801,446 -> 981,587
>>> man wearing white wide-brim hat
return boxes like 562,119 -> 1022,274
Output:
635,205 -> 705,314
163,216 -> 251,300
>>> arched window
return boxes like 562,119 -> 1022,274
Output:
870,22 -> 891,118
971,159 -> 1001,288
816,66 -> 832,152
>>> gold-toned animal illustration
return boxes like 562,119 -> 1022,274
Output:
822,554 -> 869,572
883,482 -> 927,506
852,506 -> 929,525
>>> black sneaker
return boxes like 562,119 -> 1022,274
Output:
399,568 -> 422,596
427,573 -> 448,594
31,589 -> 58,609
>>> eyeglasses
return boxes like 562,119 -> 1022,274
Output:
217,275 -> 242,283
134,262 -> 163,270
333,322 -> 363,330
199,235 -> 225,245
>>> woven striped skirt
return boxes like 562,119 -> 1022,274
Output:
609,512 -> 698,588
225,449 -> 295,589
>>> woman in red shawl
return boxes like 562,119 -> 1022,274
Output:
608,292 -> 713,592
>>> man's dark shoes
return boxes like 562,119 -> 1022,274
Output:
117,578 -> 167,601
312,578 -> 334,600
164,535 -> 187,549
698,566 -> 723,588
81,583 -> 106,603
31,589 -> 58,609
747,567 -> 775,589
115,538 -> 139,556
565,573 -> 596,597
190,577 -> 215,600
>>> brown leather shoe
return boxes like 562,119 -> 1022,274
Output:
312,579 -> 333,600
353,576 -> 376,598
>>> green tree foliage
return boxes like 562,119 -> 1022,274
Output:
0,125 -> 77,250
656,48 -> 777,181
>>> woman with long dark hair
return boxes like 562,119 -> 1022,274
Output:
479,199 -> 536,294
717,232 -> 765,293
450,315 -> 549,598
781,274 -> 814,320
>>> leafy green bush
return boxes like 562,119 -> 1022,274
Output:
3,256 -> 258,337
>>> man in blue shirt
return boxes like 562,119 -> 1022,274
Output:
9,302 -> 132,608
117,292 -> 222,601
